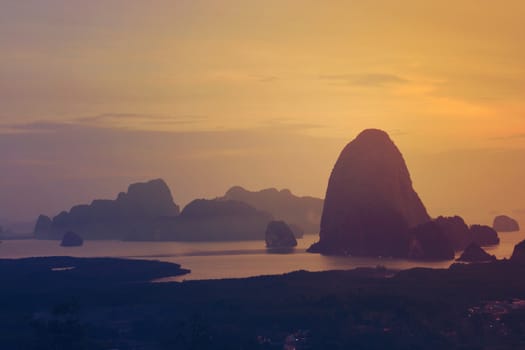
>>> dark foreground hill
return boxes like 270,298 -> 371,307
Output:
2,257 -> 525,349
0,256 -> 189,290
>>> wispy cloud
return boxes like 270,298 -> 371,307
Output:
262,119 -> 325,132
489,133 -> 525,141
0,121 -> 74,134
252,75 -> 279,83
319,73 -> 409,87
0,114 -> 330,136
428,73 -> 525,102
0,114 -> 209,134
77,113 -> 208,130
211,71 -> 279,84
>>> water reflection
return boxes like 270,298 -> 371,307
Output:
0,231 -> 523,281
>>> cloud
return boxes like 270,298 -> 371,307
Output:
252,75 -> 279,83
319,73 -> 409,87
211,71 -> 279,84
0,114 -> 330,136
9,158 -> 58,167
0,114 -> 209,134
77,113 -> 209,130
261,119 -> 326,132
0,121 -> 74,134
428,73 -> 525,102
489,133 -> 525,141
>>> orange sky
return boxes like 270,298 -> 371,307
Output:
0,1 -> 524,226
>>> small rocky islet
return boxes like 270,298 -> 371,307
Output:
493,215 -> 520,232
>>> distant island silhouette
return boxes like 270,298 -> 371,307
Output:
493,215 -> 520,232
60,231 -> 84,247
265,220 -> 298,248
32,128 -> 504,257
33,180 -> 316,242
157,199 -> 273,241
34,179 -> 180,241
456,242 -> 496,262
220,186 -> 323,235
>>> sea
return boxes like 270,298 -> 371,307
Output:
0,231 -> 523,281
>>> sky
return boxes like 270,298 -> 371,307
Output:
1,0 -> 524,228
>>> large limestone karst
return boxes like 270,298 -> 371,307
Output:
34,179 -> 179,240
308,129 -> 431,257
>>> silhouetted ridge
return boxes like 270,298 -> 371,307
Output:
221,186 -> 323,235
117,178 -> 180,217
181,199 -> 260,218
408,221 -> 454,260
159,199 -> 273,241
35,215 -> 52,234
34,179 -> 179,240
470,225 -> 500,246
434,216 -> 472,250
511,240 -> 525,263
309,129 -> 430,257
457,243 -> 496,262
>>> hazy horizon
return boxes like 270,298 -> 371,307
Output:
2,128 -> 524,228
1,1 -> 524,225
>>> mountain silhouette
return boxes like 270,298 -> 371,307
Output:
309,129 -> 430,256
34,179 -> 179,240
220,186 -> 323,235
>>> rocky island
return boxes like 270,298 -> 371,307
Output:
434,216 -> 472,250
309,129 -> 431,257
470,224 -> 500,246
34,179 -> 180,241
33,180 -> 282,242
308,129 -> 500,260
493,215 -> 520,232
160,199 -> 273,241
456,242 -> 496,262
265,220 -> 298,248
60,231 -> 84,247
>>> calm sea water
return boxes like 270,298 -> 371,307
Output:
0,232 -> 523,281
